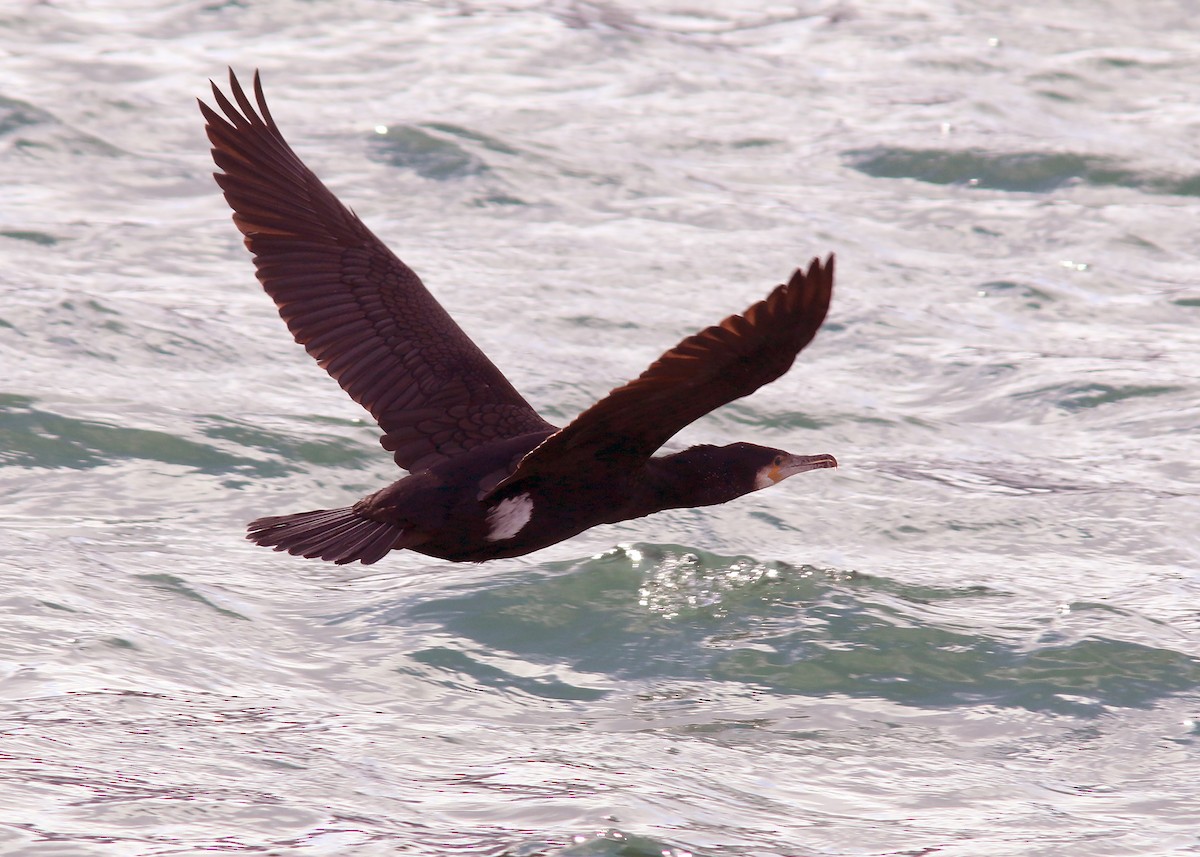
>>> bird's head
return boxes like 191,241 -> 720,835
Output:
733,443 -> 839,491
653,442 -> 837,510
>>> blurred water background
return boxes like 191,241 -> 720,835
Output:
2,1 -> 1199,854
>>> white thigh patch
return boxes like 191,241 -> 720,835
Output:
485,493 -> 534,542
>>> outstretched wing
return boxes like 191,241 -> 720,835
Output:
200,70 -> 554,473
490,256 -> 833,494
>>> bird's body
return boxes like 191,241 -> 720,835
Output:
200,71 -> 837,565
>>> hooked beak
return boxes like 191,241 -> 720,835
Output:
769,453 -> 838,484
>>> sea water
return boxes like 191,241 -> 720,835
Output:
1,1 -> 1198,854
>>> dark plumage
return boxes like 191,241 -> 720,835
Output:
200,70 -> 837,565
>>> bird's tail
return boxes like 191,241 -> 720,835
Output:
247,507 -> 404,565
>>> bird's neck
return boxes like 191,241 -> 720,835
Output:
627,446 -> 749,518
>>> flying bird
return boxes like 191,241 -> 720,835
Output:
200,70 -> 837,565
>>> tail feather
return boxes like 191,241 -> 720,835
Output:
247,507 -> 404,565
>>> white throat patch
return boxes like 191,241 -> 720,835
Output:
485,493 -> 534,542
753,464 -> 777,491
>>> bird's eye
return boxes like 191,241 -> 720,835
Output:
773,455 -> 784,466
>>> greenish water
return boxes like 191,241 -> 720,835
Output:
1,2 -> 1198,855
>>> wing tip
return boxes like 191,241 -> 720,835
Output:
790,252 -> 835,292
199,67 -> 272,134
